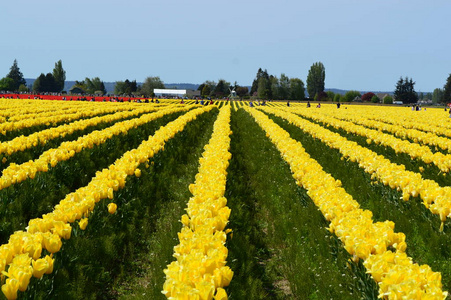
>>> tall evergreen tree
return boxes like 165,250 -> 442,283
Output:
140,76 -> 165,97
52,60 -> 66,92
278,73 -> 290,100
212,79 -> 229,98
432,88 -> 443,104
6,59 -> 26,91
289,78 -> 305,100
33,73 -> 58,93
251,68 -> 270,96
394,76 -> 418,104
443,74 -> 451,104
306,62 -> 325,98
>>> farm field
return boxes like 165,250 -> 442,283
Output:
0,98 -> 449,299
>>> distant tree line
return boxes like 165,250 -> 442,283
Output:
248,68 -> 305,100
0,59 -> 27,92
2,58 -> 451,104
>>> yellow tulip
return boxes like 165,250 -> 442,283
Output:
43,233 -> 62,253
1,278 -> 19,300
32,258 -> 49,278
214,288 -> 228,300
79,218 -> 88,230
108,203 -> 117,214
44,255 -> 54,275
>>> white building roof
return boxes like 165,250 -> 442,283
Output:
154,89 -> 187,95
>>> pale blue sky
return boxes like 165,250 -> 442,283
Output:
2,0 -> 450,92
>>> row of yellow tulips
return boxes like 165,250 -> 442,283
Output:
0,103 -> 172,157
290,107 -> 451,173
308,106 -> 451,153
6,102 -> 117,123
261,106 -> 451,229
0,101 -> 137,135
354,106 -> 451,135
163,106 -> 233,300
0,105 -> 214,299
0,105 -> 191,192
0,99 -> 92,121
245,107 -> 447,299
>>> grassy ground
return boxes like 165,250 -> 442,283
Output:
224,108 -> 377,299
18,108 -> 219,300
266,112 -> 451,293
113,108 -> 219,299
0,111 -> 151,171
0,111 -> 186,245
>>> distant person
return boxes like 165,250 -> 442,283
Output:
287,101 -> 290,107
316,103 -> 321,108
249,101 -> 254,107
337,103 -> 341,109
307,101 -> 311,108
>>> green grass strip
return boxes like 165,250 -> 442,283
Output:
225,108 -> 375,299
246,107 -> 447,299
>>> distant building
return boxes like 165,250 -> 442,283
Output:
376,93 -> 390,100
154,89 -> 200,98
69,86 -> 85,94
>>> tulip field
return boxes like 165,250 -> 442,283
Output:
0,98 -> 450,300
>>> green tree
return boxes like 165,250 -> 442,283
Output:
371,95 -> 380,103
270,75 -> 280,99
289,78 -> 305,100
342,90 -> 361,102
383,95 -> 393,104
86,77 -> 106,94
73,77 -> 106,94
306,62 -> 325,98
257,76 -> 271,99
443,74 -> 451,104
326,91 -> 335,101
197,83 -> 205,93
235,86 -> 249,98
212,79 -> 230,98
251,68 -> 270,97
394,76 -> 418,104
432,88 -> 444,104
278,73 -> 290,100
18,84 -> 29,93
316,91 -> 329,102
201,85 -> 211,97
52,60 -> 66,92
33,73 -> 58,93
6,59 -> 26,91
140,76 -> 165,97
115,79 -> 137,95
0,77 -> 15,91
333,93 -> 342,102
